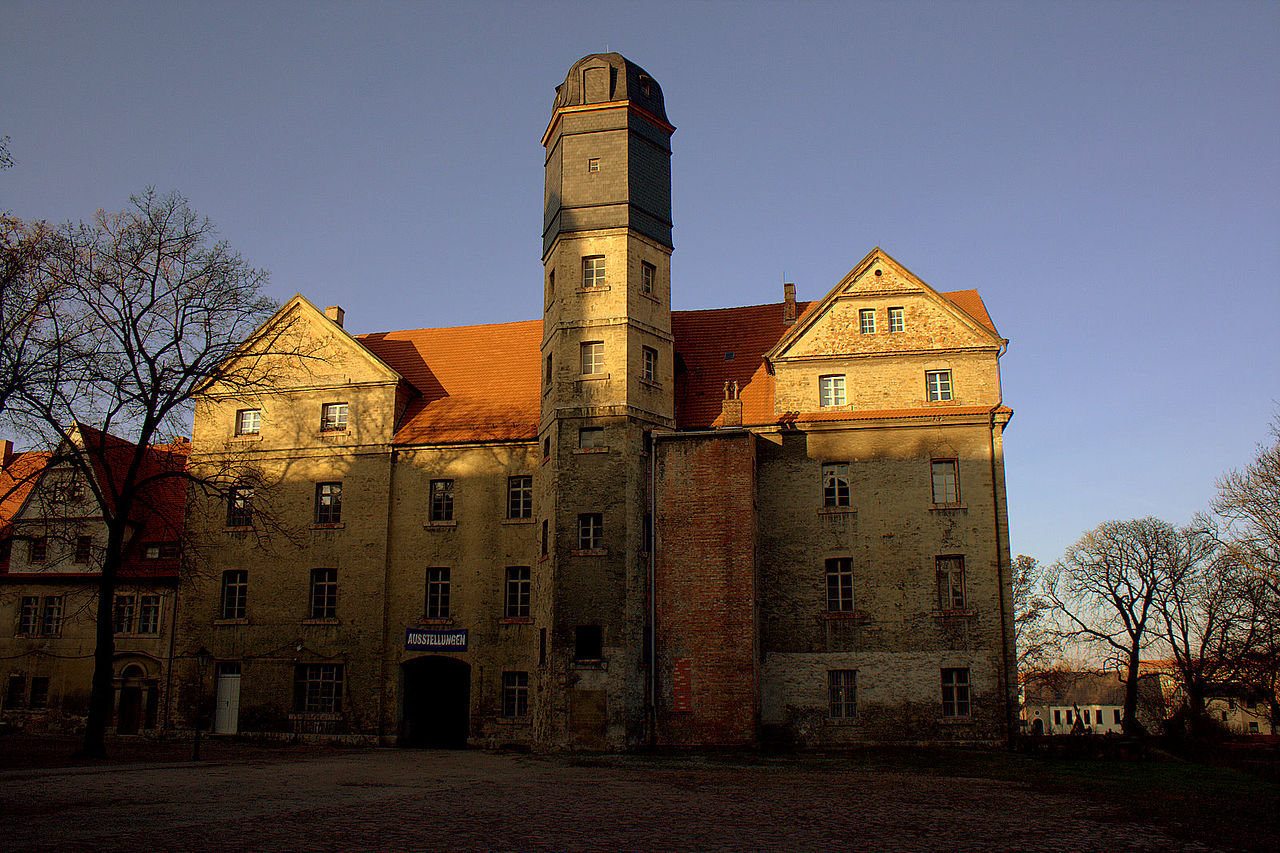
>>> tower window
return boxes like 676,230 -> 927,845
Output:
859,308 -> 876,334
641,261 -> 655,295
642,346 -> 657,382
587,158 -> 600,173
582,256 -> 606,288
888,307 -> 904,332
580,342 -> 605,376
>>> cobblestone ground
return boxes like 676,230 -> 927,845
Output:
0,747 -> 1224,852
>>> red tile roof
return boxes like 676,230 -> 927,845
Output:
357,290 -> 999,443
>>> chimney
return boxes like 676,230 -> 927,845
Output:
325,305 -> 345,328
783,283 -> 796,325
720,381 -> 743,428
0,440 -> 11,469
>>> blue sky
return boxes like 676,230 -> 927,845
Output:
3,1 -> 1277,567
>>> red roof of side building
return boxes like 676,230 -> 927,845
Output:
356,290 -> 999,443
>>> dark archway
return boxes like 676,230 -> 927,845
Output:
401,656 -> 471,748
117,664 -> 146,734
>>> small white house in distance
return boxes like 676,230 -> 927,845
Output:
1022,671 -> 1127,735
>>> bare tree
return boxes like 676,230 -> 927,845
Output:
1045,518 -> 1201,735
1013,554 -> 1057,675
5,189 -> 294,758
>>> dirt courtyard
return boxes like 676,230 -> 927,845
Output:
0,741 -> 1267,851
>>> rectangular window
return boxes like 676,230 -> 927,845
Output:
18,596 -> 40,635
30,537 -> 47,563
1249,721 -> 1260,733
6,675 -> 24,708
926,370 -> 953,402
137,595 -> 161,635
1054,709 -> 1061,726
541,519 -> 549,556
425,567 -> 451,618
888,307 -> 904,333
941,668 -> 971,717
818,375 -> 846,408
931,460 -> 960,505
40,596 -> 63,636
505,566 -> 531,618
822,462 -> 850,507
936,556 -> 966,611
235,409 -> 261,435
1113,709 -> 1121,724
578,427 -> 605,449
826,557 -> 854,612
859,308 -> 876,334
113,595 -> 135,634
641,261 -> 655,295
227,486 -> 254,527
429,479 -> 454,522
144,544 -> 160,560
580,341 -> 604,376
310,568 -> 338,619
294,663 -> 343,713
29,676 -> 49,709
316,482 -> 342,524
320,402 -> 348,432
582,256 -> 606,288
502,671 -> 530,717
507,475 -> 532,520
575,625 -> 603,661
587,158 -> 600,173
545,353 -> 553,385
220,570 -> 247,619
642,346 -> 658,382
545,269 -> 555,307
828,669 -> 857,718
578,513 -> 603,550
75,536 -> 92,564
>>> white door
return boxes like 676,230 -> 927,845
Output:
213,673 -> 241,734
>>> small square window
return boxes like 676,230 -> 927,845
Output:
502,671 -> 530,717
826,557 -> 854,612
574,625 -> 603,661
582,256 -> 606,288
818,375 -> 846,408
425,567 -> 451,618
859,308 -> 876,334
931,460 -> 960,505
236,409 -> 261,435
507,476 -> 533,520
640,261 -> 655,295
587,158 -> 600,173
936,556 -> 966,611
822,463 -> 850,508
642,346 -> 657,383
942,667 -> 970,717
578,513 -> 603,550
505,566 -> 531,618
926,370 -> 953,402
320,402 -> 348,432
429,479 -> 454,523
579,427 -> 605,449
144,544 -> 161,560
888,307 -> 904,333
829,669 -> 857,718
580,341 -> 604,375
316,482 -> 342,524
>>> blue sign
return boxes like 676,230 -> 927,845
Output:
405,628 -> 468,651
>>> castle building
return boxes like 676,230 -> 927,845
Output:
175,53 -> 1016,749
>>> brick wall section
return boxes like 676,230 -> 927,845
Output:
654,431 -> 758,746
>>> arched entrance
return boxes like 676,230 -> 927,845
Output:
116,664 -> 147,734
401,656 -> 470,748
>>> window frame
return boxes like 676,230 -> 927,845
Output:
227,486 -> 254,527
580,341 -> 605,376
640,261 -> 656,295
504,565 -> 531,618
220,570 -> 248,620
315,482 -> 342,525
294,663 -> 343,713
113,594 -> 136,634
930,459 -> 960,505
137,594 -> 161,635
425,566 -> 451,619
29,676 -> 49,709
429,479 -> 455,523
501,670 -> 530,717
310,567 -> 338,619
577,513 -> 603,550
859,308 -> 876,334
74,536 -> 92,564
507,475 -> 533,520
40,595 -> 63,637
828,669 -> 857,719
822,462 -> 850,508
941,667 -> 971,718
825,557 -> 854,613
888,306 -> 904,333
235,408 -> 262,436
642,346 -> 658,382
574,625 -> 603,661
936,555 -> 966,612
818,374 -> 846,408
17,595 -> 40,635
925,369 -> 953,402
581,255 -> 606,288
320,402 -> 349,433
578,427 -> 605,449
29,536 -> 47,564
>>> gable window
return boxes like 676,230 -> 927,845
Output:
822,462 -> 850,508
642,346 -> 658,382
507,476 -> 533,520
429,479 -> 454,522
888,307 -> 904,333
29,537 -> 47,564
227,486 -> 254,527
137,595 -> 161,635
221,570 -> 247,619
582,255 -> 606,288
829,669 -> 857,718
931,460 -> 960,505
502,671 -> 530,717
294,663 -> 343,713
143,542 -> 179,560
926,370 -> 953,402
580,341 -> 604,376
505,566 -> 531,618
113,595 -> 136,634
75,536 -> 92,564
574,625 -> 603,661
941,667 -> 971,717
17,596 -> 40,635
641,261 -> 655,295
40,596 -> 63,636
425,567 -> 451,618
859,308 -> 876,334
235,409 -> 261,435
937,556 -> 966,611
826,557 -> 854,613
316,482 -> 342,524
818,375 -> 846,408
320,402 -> 348,432
579,427 -> 605,449
310,568 -> 338,619
578,513 -> 603,550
